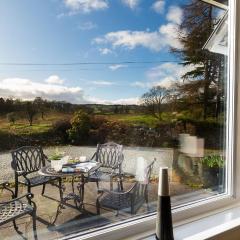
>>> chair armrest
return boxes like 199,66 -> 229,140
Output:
22,174 -> 31,185
90,152 -> 97,161
0,181 -> 14,198
0,193 -> 34,205
43,153 -> 51,163
16,170 -> 26,175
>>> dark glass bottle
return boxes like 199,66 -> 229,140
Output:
155,168 -> 174,240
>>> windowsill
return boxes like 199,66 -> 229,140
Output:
65,196 -> 240,240
134,203 -> 240,240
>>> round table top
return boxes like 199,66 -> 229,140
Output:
39,162 -> 101,177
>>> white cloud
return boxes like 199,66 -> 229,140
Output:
0,76 -> 89,104
154,77 -> 176,88
94,30 -> 165,52
91,81 -> 115,86
159,23 -> 182,49
78,21 -> 97,30
152,0 -> 165,14
94,24 -> 182,52
109,64 -> 127,71
93,5 -> 184,53
0,76 -> 140,105
131,81 -> 147,88
166,6 -> 183,25
63,0 -> 108,13
93,4 -> 184,52
111,97 -> 139,105
94,37 -> 106,44
146,63 -> 199,88
45,75 -> 64,84
121,0 -> 140,10
99,48 -> 113,55
87,96 -> 139,105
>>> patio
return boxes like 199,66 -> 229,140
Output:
0,176 -> 215,240
0,144 -> 220,239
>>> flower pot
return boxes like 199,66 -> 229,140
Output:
202,166 -> 225,192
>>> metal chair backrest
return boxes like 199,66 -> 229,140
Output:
95,142 -> 123,169
134,159 -> 156,199
11,146 -> 46,176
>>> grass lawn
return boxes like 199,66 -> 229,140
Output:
0,112 -> 72,135
105,114 -> 158,127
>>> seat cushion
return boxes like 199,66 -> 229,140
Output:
19,175 -> 59,186
0,200 -> 33,224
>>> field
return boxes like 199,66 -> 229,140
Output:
102,114 -> 158,127
0,112 -> 158,135
0,112 -> 71,135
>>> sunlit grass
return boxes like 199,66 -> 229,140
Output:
0,112 -> 72,135
106,114 -> 158,127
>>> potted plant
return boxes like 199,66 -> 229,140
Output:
201,154 -> 225,192
49,148 -> 65,171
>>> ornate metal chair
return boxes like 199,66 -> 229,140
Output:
89,142 -> 124,190
11,146 -> 62,199
0,182 -> 37,239
96,159 -> 155,215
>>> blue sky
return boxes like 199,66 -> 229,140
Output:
0,0 -> 190,104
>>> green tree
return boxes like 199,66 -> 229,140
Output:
172,0 -> 225,120
68,110 -> 91,144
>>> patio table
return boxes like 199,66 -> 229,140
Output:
38,162 -> 101,224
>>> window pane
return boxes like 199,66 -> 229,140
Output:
0,0 -> 229,239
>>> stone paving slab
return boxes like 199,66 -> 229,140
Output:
0,178 -> 198,239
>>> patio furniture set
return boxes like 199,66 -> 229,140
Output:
0,142 -> 155,239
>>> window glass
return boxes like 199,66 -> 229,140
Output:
0,0 -> 229,239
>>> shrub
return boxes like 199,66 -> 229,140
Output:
52,119 -> 71,143
88,116 -> 109,144
202,155 -> 224,168
68,110 -> 91,144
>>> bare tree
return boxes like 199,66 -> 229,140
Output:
34,97 -> 46,119
26,102 -> 37,126
141,86 -> 170,120
7,112 -> 17,125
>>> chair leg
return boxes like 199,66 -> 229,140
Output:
96,199 -> 100,215
71,177 -> 75,193
59,178 -> 63,201
96,180 -> 99,189
145,190 -> 150,212
32,210 -> 38,240
119,178 -> 123,191
41,184 -> 46,195
13,220 -> 19,232
13,220 -> 24,236
110,178 -> 113,191
27,184 -> 31,193
14,179 -> 19,198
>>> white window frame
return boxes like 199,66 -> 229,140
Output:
65,0 -> 240,239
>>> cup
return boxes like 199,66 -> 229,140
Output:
79,156 -> 87,162
61,155 -> 70,165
